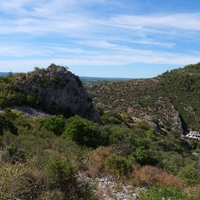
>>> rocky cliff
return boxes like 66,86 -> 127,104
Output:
15,64 -> 101,123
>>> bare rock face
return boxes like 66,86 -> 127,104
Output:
16,64 -> 101,123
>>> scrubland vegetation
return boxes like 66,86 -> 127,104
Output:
1,63 -> 200,199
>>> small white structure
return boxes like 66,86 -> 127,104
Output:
185,131 -> 200,140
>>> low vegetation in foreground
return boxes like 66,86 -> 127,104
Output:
0,64 -> 200,199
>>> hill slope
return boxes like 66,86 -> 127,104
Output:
85,62 -> 200,134
0,63 -> 200,199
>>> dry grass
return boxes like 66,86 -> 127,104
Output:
130,165 -> 183,189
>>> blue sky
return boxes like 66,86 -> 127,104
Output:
0,0 -> 200,78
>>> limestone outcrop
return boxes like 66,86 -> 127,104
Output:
15,64 -> 101,123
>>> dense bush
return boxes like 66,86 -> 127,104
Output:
43,115 -> 65,136
101,124 -> 138,145
63,115 -> 102,148
105,154 -> 133,177
0,114 -> 18,135
133,147 -> 160,166
178,163 -> 200,186
1,145 -> 26,164
46,158 -> 77,196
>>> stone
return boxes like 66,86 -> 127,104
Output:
15,65 -> 101,123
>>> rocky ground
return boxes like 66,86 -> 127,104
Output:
78,174 -> 144,200
13,105 -> 52,118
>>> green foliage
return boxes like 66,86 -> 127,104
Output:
47,64 -> 68,72
161,152 -> 184,175
105,154 -> 133,176
1,145 -> 26,164
108,125 -> 135,144
1,64 -> 200,198
46,158 -> 77,196
156,138 -> 183,153
136,138 -> 152,149
146,128 -> 156,141
133,146 -> 161,166
47,63 -> 60,71
138,185 -> 188,200
43,115 -> 65,136
96,106 -> 105,116
101,124 -> 138,146
0,114 -> 18,135
0,162 -> 46,200
4,107 -> 11,114
63,115 -> 102,148
178,163 -> 200,185
133,147 -> 150,165
101,111 -> 124,125
137,120 -> 151,130
190,140 -> 198,150
34,66 -> 41,71
194,141 -> 200,152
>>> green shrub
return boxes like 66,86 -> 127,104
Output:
137,121 -> 151,130
105,154 -> 133,177
156,139 -> 183,153
178,163 -> 200,185
1,145 -> 26,164
133,147 -> 149,165
43,115 -> 65,136
161,152 -> 185,175
46,158 -> 77,197
15,130 -> 52,158
0,161 -> 46,200
136,138 -> 152,149
133,146 -> 161,166
102,124 -> 138,145
146,128 -> 156,141
0,114 -> 18,135
190,140 -> 198,150
101,111 -> 123,125
54,138 -> 88,167
138,185 -> 186,200
63,115 -> 101,148
96,106 -> 104,116
194,141 -> 200,153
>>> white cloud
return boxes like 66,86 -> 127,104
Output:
130,40 -> 175,48
0,0 -> 200,73
108,13 -> 200,32
1,0 -> 200,38
0,46 -> 199,69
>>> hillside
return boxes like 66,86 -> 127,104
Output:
0,64 -> 200,199
85,62 -> 200,134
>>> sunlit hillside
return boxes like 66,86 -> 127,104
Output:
0,64 -> 200,199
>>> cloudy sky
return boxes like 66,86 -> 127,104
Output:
0,0 -> 200,78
